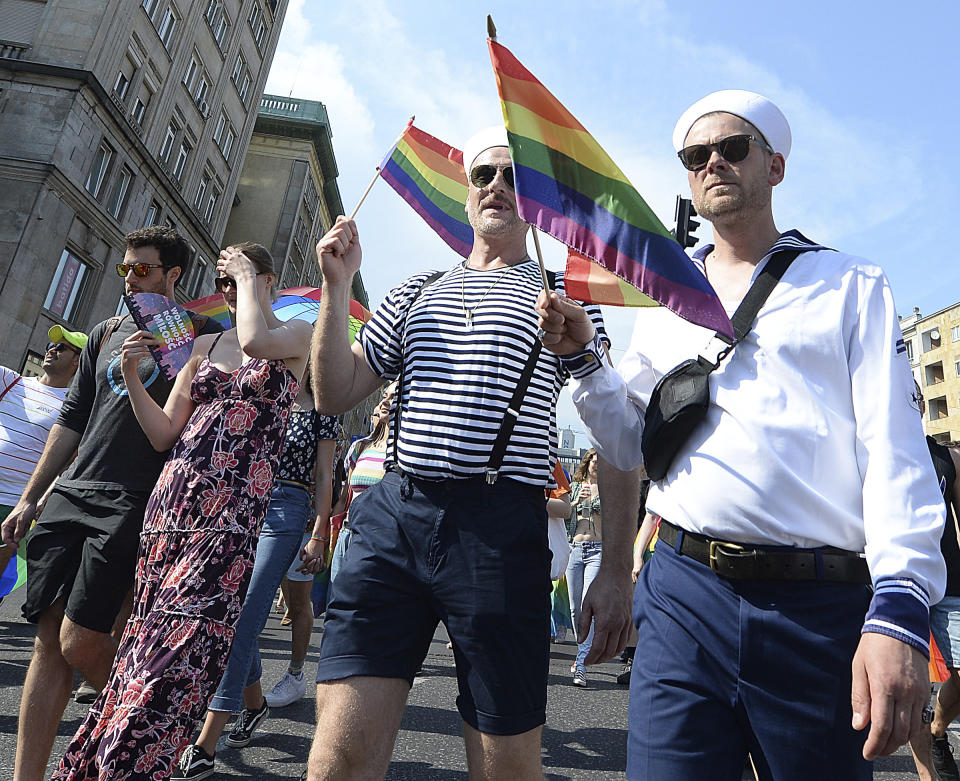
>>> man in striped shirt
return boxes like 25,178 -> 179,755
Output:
0,327 -> 86,582
306,127 -> 618,781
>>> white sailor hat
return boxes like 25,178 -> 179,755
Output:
463,126 -> 510,175
672,90 -> 791,160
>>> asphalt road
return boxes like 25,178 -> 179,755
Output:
0,586 -> 951,779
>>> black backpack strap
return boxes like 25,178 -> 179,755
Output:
484,269 -> 556,484
712,249 -> 802,356
97,315 -> 126,355
391,270 -> 446,468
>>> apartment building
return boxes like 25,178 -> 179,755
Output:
900,302 -> 960,443
0,0 -> 288,373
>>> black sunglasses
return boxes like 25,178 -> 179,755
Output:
116,262 -> 165,277
470,164 -> 515,190
46,341 -> 80,355
215,273 -> 268,292
677,134 -> 772,172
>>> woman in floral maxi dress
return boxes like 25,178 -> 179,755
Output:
53,243 -> 313,780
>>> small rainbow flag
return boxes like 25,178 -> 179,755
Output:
0,539 -> 27,599
488,38 -> 733,338
378,121 -> 473,258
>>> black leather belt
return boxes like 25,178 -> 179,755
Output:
658,520 -> 870,584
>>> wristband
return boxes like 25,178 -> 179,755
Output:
310,535 -> 328,543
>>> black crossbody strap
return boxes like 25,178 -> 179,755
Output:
729,249 -> 802,342
391,271 -> 445,467
485,269 -> 556,484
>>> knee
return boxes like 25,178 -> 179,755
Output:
60,622 -> 111,670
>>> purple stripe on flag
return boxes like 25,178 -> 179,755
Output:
514,163 -> 716,295
381,161 -> 473,258
514,171 -> 732,336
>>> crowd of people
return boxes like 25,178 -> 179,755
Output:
1,86 -> 958,781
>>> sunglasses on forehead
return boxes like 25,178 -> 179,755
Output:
116,262 -> 165,277
470,164 -> 515,190
677,134 -> 773,172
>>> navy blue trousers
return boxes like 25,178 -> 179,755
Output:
628,536 -> 873,780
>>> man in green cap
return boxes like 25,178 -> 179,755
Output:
0,326 -> 86,591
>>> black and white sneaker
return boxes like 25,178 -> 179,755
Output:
572,668 -> 588,688
172,744 -> 215,780
225,699 -> 269,747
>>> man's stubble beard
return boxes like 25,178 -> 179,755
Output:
693,176 -> 771,225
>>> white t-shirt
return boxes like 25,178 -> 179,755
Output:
0,367 -> 69,506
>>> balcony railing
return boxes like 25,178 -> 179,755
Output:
0,41 -> 31,59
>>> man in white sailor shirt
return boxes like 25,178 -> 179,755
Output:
536,89 -> 946,780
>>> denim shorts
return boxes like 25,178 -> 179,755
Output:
931,596 -> 960,668
317,469 -> 552,736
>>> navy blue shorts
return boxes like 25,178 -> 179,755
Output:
317,469 -> 552,736
628,536 -> 873,781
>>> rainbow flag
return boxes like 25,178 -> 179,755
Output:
488,39 -> 733,338
378,122 -> 473,258
0,540 -> 27,599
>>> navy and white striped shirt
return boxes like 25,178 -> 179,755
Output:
359,259 -> 608,486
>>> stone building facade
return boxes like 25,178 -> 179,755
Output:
0,0 -> 288,373
222,92 -> 375,439
900,302 -> 960,444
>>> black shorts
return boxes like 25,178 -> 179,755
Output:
317,470 -> 553,736
23,485 -> 148,633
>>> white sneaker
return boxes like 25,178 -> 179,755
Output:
264,670 -> 306,708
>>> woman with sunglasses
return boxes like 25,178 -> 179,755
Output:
53,242 -> 312,781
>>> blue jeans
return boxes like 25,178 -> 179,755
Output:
329,524 -> 352,591
566,541 -> 602,670
208,483 -> 311,712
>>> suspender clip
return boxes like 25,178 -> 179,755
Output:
485,469 -> 499,485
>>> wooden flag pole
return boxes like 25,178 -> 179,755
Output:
348,115 -> 415,219
531,228 -> 552,293
488,16 -> 550,293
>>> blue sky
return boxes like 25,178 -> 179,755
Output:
265,0 -> 957,444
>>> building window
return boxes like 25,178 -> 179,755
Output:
106,166 -> 134,219
159,121 -> 178,163
142,0 -> 158,17
232,52 -> 250,103
186,256 -> 212,299
157,6 -> 179,48
195,170 -> 211,210
85,142 -> 114,198
204,182 -> 221,224
213,111 -> 236,161
205,0 -> 230,51
21,351 -> 44,379
248,2 -> 266,49
131,78 -> 155,128
194,74 -> 212,114
955,360 -> 960,377
923,328 -> 942,352
143,200 -> 161,226
925,362 -> 945,386
905,340 -> 914,361
43,249 -> 92,322
953,325 -> 960,342
173,137 -> 192,181
113,53 -> 137,102
183,52 -> 201,92
930,396 -> 949,421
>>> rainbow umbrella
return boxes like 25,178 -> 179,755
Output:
184,287 -> 372,343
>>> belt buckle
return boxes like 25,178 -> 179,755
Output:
708,540 -> 757,578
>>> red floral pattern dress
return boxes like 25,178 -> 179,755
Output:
53,341 -> 299,780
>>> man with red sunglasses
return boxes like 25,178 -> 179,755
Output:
2,226 -> 222,781
537,90 -> 945,780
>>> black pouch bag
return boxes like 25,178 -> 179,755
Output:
640,249 -> 801,481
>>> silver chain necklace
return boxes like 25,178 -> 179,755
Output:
460,262 -> 524,330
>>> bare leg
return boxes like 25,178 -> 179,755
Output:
196,710 -> 232,756
14,599 -> 73,781
284,579 -> 314,671
910,670 -> 960,781
306,677 -> 409,781
462,721 -> 545,781
60,615 -> 118,691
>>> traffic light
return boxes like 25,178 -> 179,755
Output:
673,196 -> 700,249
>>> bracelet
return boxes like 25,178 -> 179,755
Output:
310,535 -> 328,543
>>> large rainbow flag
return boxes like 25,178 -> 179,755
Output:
378,122 -> 473,258
488,38 -> 733,337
